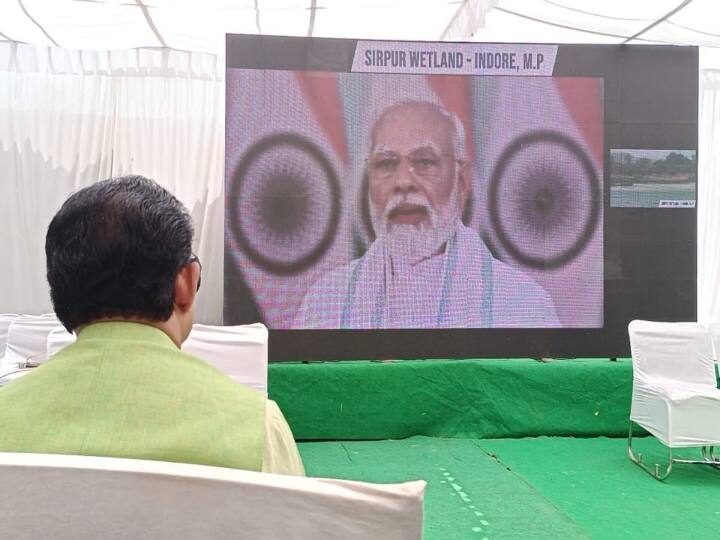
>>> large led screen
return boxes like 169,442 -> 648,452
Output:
225,36 -> 697,360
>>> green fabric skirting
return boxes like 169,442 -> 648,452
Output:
268,358 -> 633,440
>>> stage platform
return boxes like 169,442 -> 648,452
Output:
271,358 -> 720,538
268,358 -> 635,440
299,436 -> 720,540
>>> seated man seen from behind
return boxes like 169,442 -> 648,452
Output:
0,175 -> 304,476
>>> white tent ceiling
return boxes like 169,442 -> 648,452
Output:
1,0 -> 720,61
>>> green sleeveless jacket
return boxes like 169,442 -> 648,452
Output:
0,322 -> 265,471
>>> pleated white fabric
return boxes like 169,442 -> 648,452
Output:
1,313 -> 59,370
0,42 -> 224,324
0,314 -> 19,363
698,70 -> 720,325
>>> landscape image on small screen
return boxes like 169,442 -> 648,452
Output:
610,149 -> 697,208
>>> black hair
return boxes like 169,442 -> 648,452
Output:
45,175 -> 194,331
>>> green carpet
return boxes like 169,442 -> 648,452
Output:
269,358 -> 633,440
299,437 -> 589,540
299,436 -> 720,539
478,437 -> 720,540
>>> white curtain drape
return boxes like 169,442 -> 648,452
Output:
698,69 -> 720,325
0,42 -> 225,324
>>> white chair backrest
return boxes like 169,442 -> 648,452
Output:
46,325 -> 76,359
0,452 -> 425,540
182,323 -> 268,392
1,314 -> 59,370
0,314 -> 19,362
628,320 -> 715,386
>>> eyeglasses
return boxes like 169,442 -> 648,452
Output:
187,254 -> 202,292
366,150 -> 461,181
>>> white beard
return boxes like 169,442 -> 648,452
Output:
370,183 -> 462,268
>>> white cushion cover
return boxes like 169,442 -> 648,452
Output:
3,320 -> 269,394
182,323 -> 268,392
0,314 -> 19,362
1,314 -> 59,370
45,325 -> 76,358
0,452 -> 425,540
629,320 -> 720,447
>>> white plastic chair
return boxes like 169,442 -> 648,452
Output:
182,323 -> 268,392
627,320 -> 720,480
0,314 -> 59,371
46,325 -> 76,359
0,314 -> 19,363
0,452 -> 425,540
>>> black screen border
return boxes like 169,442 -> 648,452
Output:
225,34 -> 698,361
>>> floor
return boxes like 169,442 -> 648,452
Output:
299,436 -> 720,539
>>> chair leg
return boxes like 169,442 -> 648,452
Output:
628,423 -> 720,479
701,446 -> 720,469
627,421 -> 673,481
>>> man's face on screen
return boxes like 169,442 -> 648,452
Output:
368,102 -> 466,263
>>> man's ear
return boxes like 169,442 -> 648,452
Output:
457,160 -> 473,209
173,263 -> 199,313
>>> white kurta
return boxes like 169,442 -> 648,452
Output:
294,224 -> 560,329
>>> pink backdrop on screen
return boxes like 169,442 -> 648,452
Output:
225,70 -> 603,329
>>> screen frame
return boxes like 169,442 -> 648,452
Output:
225,34 -> 698,361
